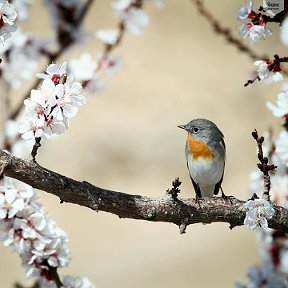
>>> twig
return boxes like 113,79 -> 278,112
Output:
251,129 -> 277,200
244,75 -> 260,87
166,177 -> 181,199
0,149 -> 288,233
14,282 -> 40,288
42,260 -> 63,288
190,0 -> 268,61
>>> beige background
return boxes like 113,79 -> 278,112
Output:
1,1 -> 286,287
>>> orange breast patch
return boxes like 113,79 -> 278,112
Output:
187,133 -> 215,160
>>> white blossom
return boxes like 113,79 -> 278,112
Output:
0,0 -> 17,42
37,62 -> 68,84
0,29 -> 45,88
243,199 -> 275,231
153,0 -> 165,9
254,60 -> 283,83
69,53 -> 97,82
69,53 -> 104,94
5,119 -> 34,158
237,263 -> 288,288
122,7 -> 149,35
98,54 -> 123,77
18,63 -> 85,140
237,0 -> 253,20
280,16 -> 288,46
275,130 -> 288,165
13,0 -> 32,21
240,23 -> 272,42
96,29 -> 119,45
112,0 -> 134,11
18,115 -> 45,140
267,89 -> 288,118
269,175 -> 288,208
0,176 -> 70,282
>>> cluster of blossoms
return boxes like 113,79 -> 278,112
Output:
112,0 -> 150,36
18,62 -> 86,141
0,176 -> 96,288
69,0 -> 164,95
237,0 -> 272,42
239,0 -> 288,271
243,199 -> 275,231
0,176 -> 69,282
0,28 -> 48,88
239,83 -> 288,285
0,0 -> 17,43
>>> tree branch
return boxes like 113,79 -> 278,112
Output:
1,149 -> 288,233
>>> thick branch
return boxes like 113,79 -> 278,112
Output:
1,150 -> 288,233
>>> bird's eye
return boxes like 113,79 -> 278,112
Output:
192,127 -> 199,133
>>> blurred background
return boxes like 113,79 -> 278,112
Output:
1,0 -> 287,287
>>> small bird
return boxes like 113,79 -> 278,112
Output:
178,118 -> 226,199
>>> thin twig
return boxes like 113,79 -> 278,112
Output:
42,260 -> 63,288
190,0 -> 267,61
166,177 -> 182,200
251,130 -> 277,200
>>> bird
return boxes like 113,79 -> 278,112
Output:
178,118 -> 226,199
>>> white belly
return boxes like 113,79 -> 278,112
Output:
187,155 -> 224,197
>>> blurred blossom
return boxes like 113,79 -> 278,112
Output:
4,119 -> 34,158
98,54 -> 123,77
68,53 -> 107,95
112,1 -> 150,35
122,7 -> 149,35
267,89 -> 288,118
269,175 -> 288,208
280,17 -> 288,46
44,0 -> 86,46
13,0 -> 32,21
112,0 -> 134,11
69,53 -> 97,82
62,275 -> 96,288
0,0 -> 17,42
0,29 -> 47,88
96,29 -> 119,45
275,130 -> 288,165
84,76 -> 105,95
236,262 -> 288,287
249,170 -> 263,198
153,0 -> 165,9
243,199 -> 275,231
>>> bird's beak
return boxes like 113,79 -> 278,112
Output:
177,124 -> 187,130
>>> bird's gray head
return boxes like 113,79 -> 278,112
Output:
178,118 -> 224,142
